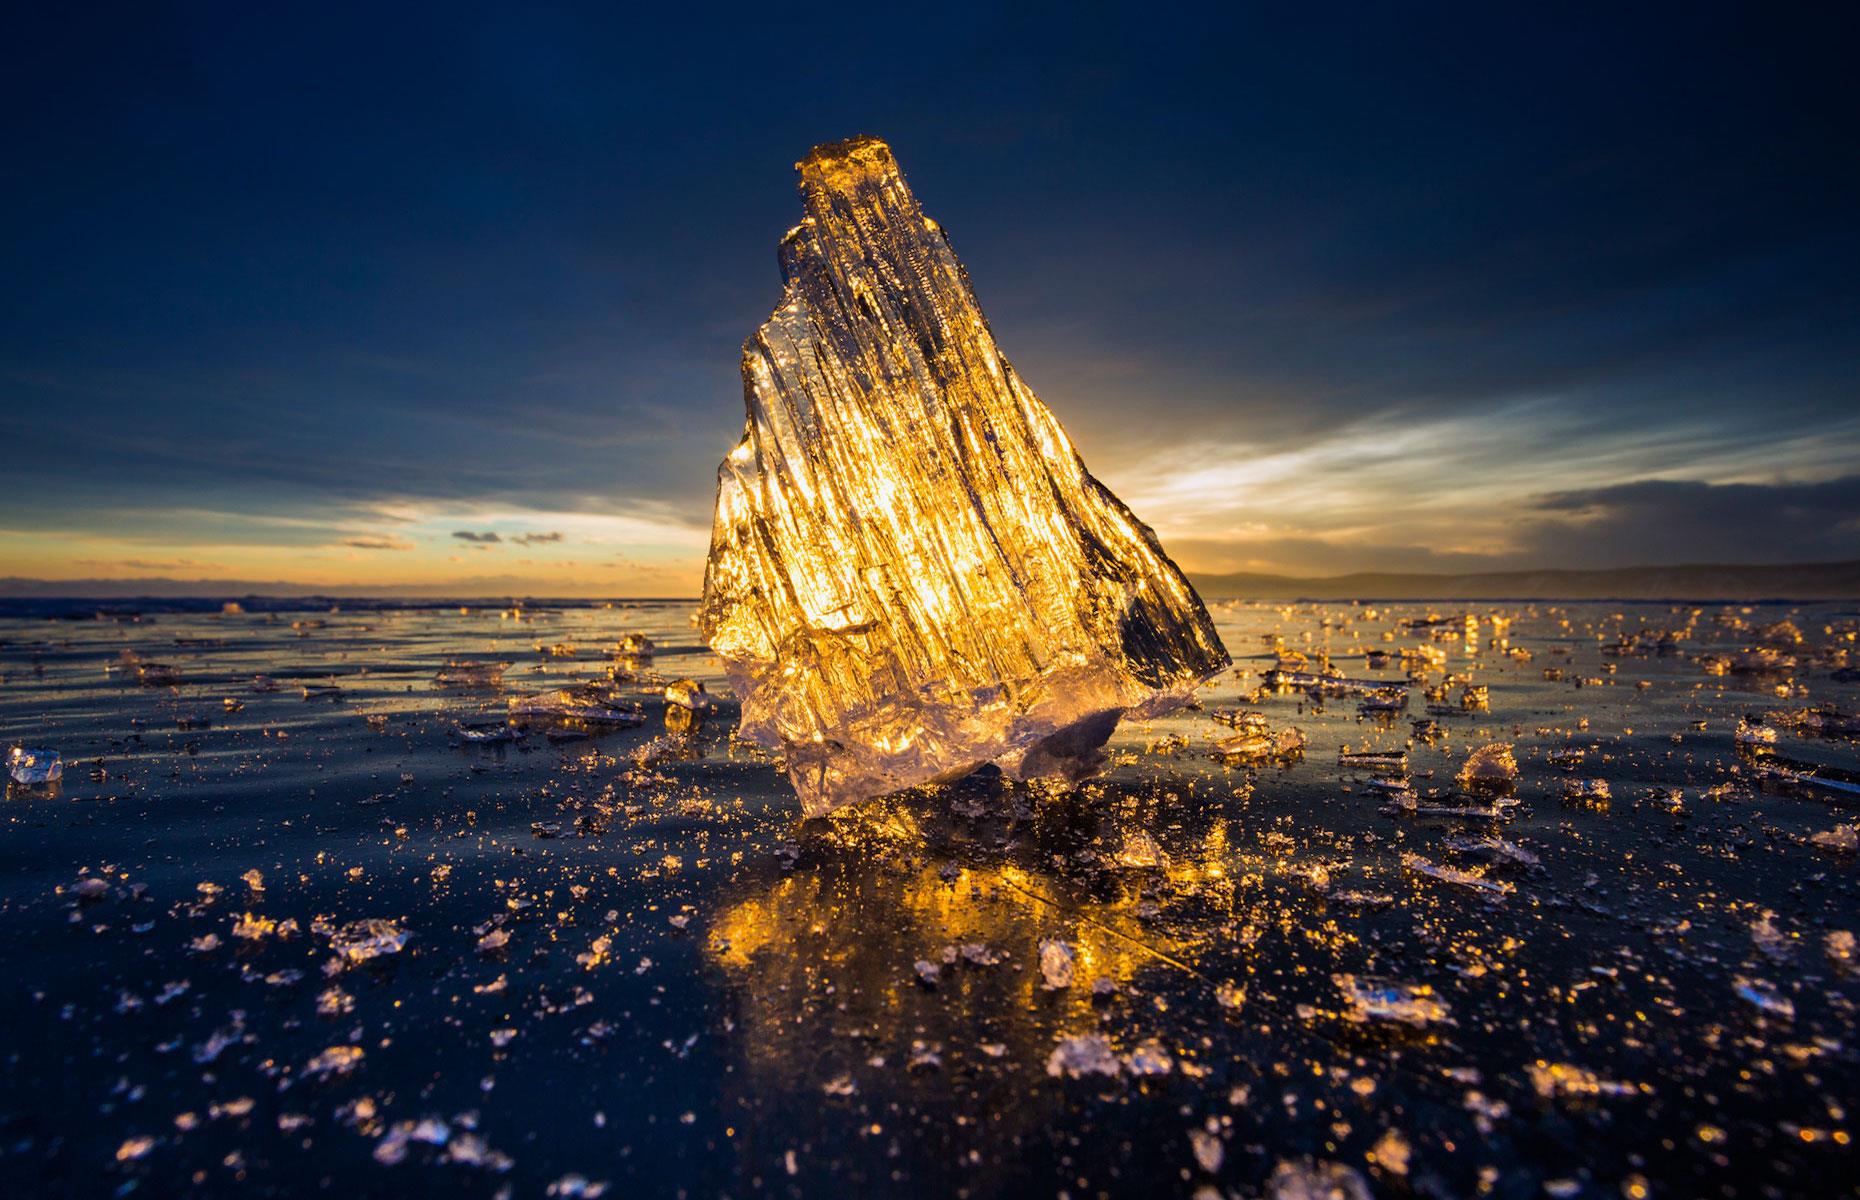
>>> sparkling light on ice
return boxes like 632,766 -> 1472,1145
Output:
700,137 -> 1229,815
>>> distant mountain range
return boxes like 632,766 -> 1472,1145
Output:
2,560 -> 1858,605
1187,560 -> 1860,601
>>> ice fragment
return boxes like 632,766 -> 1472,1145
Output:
1045,1034 -> 1121,1079
7,747 -> 61,786
698,137 -> 1228,815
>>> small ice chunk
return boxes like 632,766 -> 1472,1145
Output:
1734,718 -> 1778,748
959,943 -> 1005,966
1368,1128 -> 1410,1177
1826,930 -> 1856,973
116,1136 -> 157,1162
1268,1159 -> 1374,1200
1751,912 -> 1793,962
1333,973 -> 1452,1027
304,1045 -> 365,1080
374,1116 -> 451,1165
509,685 -> 645,725
665,679 -> 714,712
1442,835 -> 1539,867
1188,1127 -> 1224,1173
1124,1040 -> 1173,1076
1339,747 -> 1407,770
435,660 -> 509,689
7,747 -> 62,786
1456,743 -> 1517,790
1526,1061 -> 1638,1100
1212,727 -> 1307,765
1045,1035 -> 1121,1078
1401,852 -> 1513,896
1113,830 -> 1165,869
1561,778 -> 1611,803
324,918 -> 410,964
1809,824 -> 1858,853
1038,938 -> 1076,989
1733,976 -> 1795,1019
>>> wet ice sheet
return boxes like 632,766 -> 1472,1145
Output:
0,597 -> 1856,1197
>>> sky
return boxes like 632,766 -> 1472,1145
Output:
2,2 -> 1856,596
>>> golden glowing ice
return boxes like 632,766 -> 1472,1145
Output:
700,136 -> 1229,815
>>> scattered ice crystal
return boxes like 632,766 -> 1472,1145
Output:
698,137 -> 1229,815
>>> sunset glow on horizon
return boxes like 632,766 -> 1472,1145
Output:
3,6 -> 1854,595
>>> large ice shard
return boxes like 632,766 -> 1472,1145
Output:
699,136 -> 1230,815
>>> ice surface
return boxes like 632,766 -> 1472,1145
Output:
698,137 -> 1229,815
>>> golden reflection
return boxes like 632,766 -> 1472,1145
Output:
704,790 -> 1246,1089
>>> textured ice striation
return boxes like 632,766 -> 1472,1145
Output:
699,136 -> 1229,816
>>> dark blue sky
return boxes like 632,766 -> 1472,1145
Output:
3,2 -> 1856,590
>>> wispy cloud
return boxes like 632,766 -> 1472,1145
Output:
451,530 -> 502,543
72,557 -> 226,574
342,535 -> 414,551
1110,403 -> 1860,574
